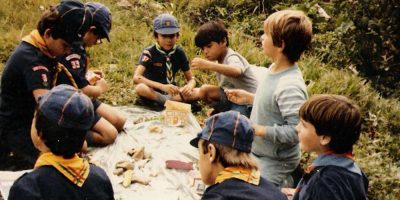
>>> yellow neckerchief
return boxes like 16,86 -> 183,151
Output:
22,30 -> 54,59
35,152 -> 90,187
215,166 -> 261,186
22,30 -> 78,88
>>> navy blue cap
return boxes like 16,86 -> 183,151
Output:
153,13 -> 179,34
190,111 -> 254,153
38,84 -> 94,130
56,0 -> 92,45
86,2 -> 112,42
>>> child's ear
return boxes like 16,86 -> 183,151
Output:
222,38 -> 227,46
208,144 -> 217,162
43,28 -> 52,39
89,26 -> 97,33
320,135 -> 331,146
278,40 -> 285,52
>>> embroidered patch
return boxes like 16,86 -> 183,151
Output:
153,62 -> 162,67
165,21 -> 171,27
41,74 -> 48,87
142,55 -> 149,62
143,50 -> 151,57
41,74 -> 48,82
65,54 -> 81,61
70,59 -> 80,69
32,65 -> 48,72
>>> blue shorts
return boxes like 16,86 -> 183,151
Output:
209,87 -> 252,117
92,99 -> 102,127
0,126 -> 39,169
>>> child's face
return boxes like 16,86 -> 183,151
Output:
83,27 -> 103,47
261,21 -> 279,60
296,119 -> 325,154
200,41 -> 226,61
156,33 -> 178,51
46,36 -> 72,56
198,140 -> 215,185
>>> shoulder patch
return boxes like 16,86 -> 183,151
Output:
141,55 -> 150,62
143,50 -> 152,57
32,65 -> 49,72
65,54 -> 81,61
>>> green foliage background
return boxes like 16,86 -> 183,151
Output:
0,0 -> 399,199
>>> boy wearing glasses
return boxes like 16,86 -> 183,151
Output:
57,2 -> 126,147
133,13 -> 196,110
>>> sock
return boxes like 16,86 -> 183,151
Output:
155,92 -> 170,105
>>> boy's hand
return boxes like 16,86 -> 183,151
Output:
252,124 -> 267,137
162,84 -> 179,96
86,71 -> 102,85
191,58 -> 211,70
180,84 -> 194,96
91,70 -> 105,79
281,188 -> 296,199
225,89 -> 252,105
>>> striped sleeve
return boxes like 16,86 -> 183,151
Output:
265,76 -> 307,144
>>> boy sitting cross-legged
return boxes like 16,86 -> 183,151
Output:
133,13 -> 197,111
190,111 -> 286,200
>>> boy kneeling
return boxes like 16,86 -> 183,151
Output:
190,111 -> 286,200
9,85 -> 114,199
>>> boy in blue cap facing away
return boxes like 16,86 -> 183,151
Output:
133,13 -> 197,110
8,84 -> 114,200
190,111 -> 286,200
0,0 -> 92,169
57,2 -> 126,147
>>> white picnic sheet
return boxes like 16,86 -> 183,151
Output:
0,106 -> 203,200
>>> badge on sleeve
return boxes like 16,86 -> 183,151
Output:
41,74 -> 48,87
142,55 -> 149,62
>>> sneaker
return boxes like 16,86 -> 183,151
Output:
135,97 -> 165,112
190,102 -> 202,114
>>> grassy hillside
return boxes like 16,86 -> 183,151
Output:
0,0 -> 399,199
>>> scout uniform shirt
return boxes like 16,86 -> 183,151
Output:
0,31 -> 55,131
138,44 -> 189,85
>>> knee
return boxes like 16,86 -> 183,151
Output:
101,127 -> 118,145
199,85 -> 211,99
114,115 -> 127,132
135,83 -> 149,96
93,125 -> 118,146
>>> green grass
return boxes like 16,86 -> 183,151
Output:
0,0 -> 399,199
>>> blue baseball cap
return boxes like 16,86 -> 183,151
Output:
153,13 -> 179,34
190,111 -> 254,153
38,84 -> 94,130
55,0 -> 93,45
86,2 -> 112,42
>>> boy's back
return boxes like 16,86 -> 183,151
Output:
203,177 -> 286,200
190,111 -> 287,200
8,84 -> 115,199
9,164 -> 114,199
